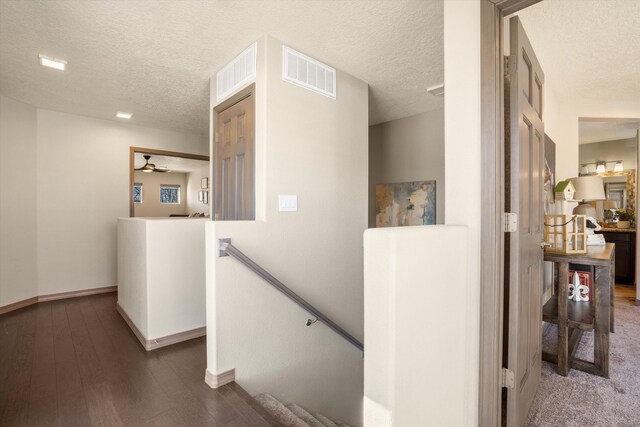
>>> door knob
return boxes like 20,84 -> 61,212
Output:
540,241 -> 552,249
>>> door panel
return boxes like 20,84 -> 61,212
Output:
216,91 -> 255,220
505,15 -> 545,427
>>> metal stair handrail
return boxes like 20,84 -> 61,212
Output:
218,238 -> 364,353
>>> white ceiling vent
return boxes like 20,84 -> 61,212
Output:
282,46 -> 336,99
217,43 -> 257,102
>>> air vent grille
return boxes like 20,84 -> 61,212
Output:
217,43 -> 257,102
282,46 -> 336,99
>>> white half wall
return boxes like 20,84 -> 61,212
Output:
207,35 -> 368,426
0,96 -> 38,306
364,225 -> 469,426
118,217 -> 207,340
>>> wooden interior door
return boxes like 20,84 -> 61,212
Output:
215,88 -> 255,220
636,129 -> 640,295
504,15 -> 545,427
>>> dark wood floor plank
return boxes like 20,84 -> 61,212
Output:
84,381 -> 125,426
0,306 -> 37,426
144,408 -> 188,427
0,293 -> 272,427
145,351 -> 225,423
51,300 -> 92,426
27,304 -> 58,427
0,309 -> 23,418
80,297 -> 171,425
64,298 -> 107,386
55,360 -> 93,427
157,342 -> 250,425
64,298 -> 124,426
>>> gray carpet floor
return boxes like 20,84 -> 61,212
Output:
525,294 -> 640,426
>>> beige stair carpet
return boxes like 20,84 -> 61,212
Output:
255,394 -> 311,427
286,404 -> 326,427
313,412 -> 341,427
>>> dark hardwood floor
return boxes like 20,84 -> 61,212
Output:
0,293 -> 280,427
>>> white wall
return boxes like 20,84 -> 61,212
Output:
363,225 -> 469,426
207,35 -> 368,425
443,0 -> 481,425
186,163 -> 210,215
0,94 -> 208,306
0,96 -> 38,306
133,170 -> 188,217
369,108 -> 445,227
579,137 -> 637,171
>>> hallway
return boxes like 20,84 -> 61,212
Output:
0,293 -> 278,426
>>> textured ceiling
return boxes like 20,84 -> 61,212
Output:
517,0 -> 640,115
0,0 -> 443,134
134,152 -> 209,173
579,120 -> 640,145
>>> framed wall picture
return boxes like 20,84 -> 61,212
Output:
201,177 -> 209,189
198,191 -> 203,202
203,191 -> 209,204
375,180 -> 436,227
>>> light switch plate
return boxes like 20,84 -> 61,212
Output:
278,195 -> 298,212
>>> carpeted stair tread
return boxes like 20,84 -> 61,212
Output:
255,393 -> 311,427
285,404 -> 326,427
312,412 -> 340,427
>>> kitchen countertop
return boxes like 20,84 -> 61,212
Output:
598,227 -> 637,233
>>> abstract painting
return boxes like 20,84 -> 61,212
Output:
375,180 -> 436,227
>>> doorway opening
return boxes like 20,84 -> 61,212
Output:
578,119 -> 640,289
129,147 -> 209,218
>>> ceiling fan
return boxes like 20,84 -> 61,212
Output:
135,155 -> 170,173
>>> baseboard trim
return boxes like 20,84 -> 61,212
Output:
38,285 -> 118,303
0,286 -> 118,315
116,303 -> 206,351
0,297 -> 39,316
205,368 -> 236,389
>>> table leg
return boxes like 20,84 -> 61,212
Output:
558,262 -> 569,376
610,249 -> 615,333
594,265 -> 611,378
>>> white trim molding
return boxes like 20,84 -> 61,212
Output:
0,285 -> 118,315
116,303 -> 206,351
204,368 -> 236,389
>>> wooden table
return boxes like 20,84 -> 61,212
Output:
542,244 -> 615,378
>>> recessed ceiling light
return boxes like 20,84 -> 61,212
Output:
427,84 -> 445,97
116,112 -> 133,119
38,54 -> 66,71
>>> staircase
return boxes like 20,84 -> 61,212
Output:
255,393 -> 352,427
